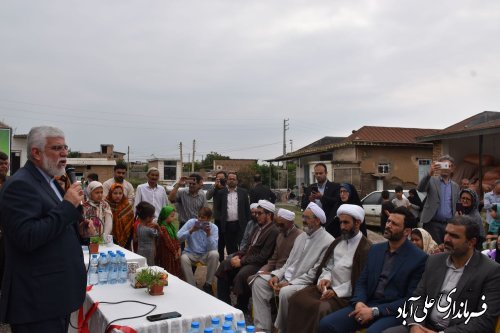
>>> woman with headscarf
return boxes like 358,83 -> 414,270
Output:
328,183 -> 367,237
407,188 -> 423,221
456,188 -> 485,248
410,228 -> 440,254
81,181 -> 113,241
105,183 -> 134,249
155,205 -> 182,277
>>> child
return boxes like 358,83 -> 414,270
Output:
155,205 -> 182,278
134,201 -> 159,266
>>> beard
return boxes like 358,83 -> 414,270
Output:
341,227 -> 356,241
383,228 -> 404,242
42,155 -> 65,177
303,225 -> 314,236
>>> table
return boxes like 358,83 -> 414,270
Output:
73,274 -> 244,333
83,244 -> 147,269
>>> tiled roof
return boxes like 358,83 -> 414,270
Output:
345,126 -> 439,144
0,121 -> 10,129
417,111 -> 500,141
268,127 -> 436,161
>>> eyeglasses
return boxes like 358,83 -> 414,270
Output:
48,145 -> 69,152
256,211 -> 267,216
302,214 -> 314,220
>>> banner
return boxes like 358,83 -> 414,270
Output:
0,127 -> 11,157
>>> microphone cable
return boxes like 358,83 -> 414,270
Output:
69,300 -> 157,331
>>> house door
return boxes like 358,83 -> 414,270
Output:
418,159 -> 431,181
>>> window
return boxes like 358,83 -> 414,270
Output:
378,163 -> 390,174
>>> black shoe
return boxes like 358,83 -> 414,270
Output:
202,282 -> 213,295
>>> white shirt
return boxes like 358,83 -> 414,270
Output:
227,188 -> 239,221
134,182 -> 167,218
318,231 -> 362,298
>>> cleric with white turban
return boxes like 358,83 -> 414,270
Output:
336,204 -> 365,222
277,208 -> 295,222
258,199 -> 276,213
306,202 -> 326,224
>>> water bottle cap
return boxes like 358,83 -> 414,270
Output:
237,320 -> 245,327
211,317 -> 220,324
222,323 -> 231,329
203,328 -> 213,333
92,254 -> 98,258
246,326 -> 255,332
191,321 -> 200,328
224,314 -> 233,320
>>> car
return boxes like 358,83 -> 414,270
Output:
361,190 -> 426,230
202,181 -> 216,202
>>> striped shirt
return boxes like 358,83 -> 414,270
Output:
174,188 -> 207,223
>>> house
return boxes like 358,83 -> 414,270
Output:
417,111 -> 500,196
269,127 -> 439,197
213,159 -> 257,173
66,158 -> 117,181
147,159 -> 183,185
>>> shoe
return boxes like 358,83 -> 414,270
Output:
202,282 -> 213,295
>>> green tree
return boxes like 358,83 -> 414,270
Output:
202,152 -> 230,170
67,150 -> 80,158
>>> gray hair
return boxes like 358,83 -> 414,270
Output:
438,154 -> 455,164
27,126 -> 65,160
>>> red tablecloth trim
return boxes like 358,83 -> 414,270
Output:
78,302 -> 99,333
105,325 -> 138,333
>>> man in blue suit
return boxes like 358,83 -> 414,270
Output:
319,207 -> 427,333
0,126 -> 89,333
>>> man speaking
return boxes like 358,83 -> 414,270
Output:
0,126 -> 87,333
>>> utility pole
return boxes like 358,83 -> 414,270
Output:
127,146 -> 130,179
283,119 -> 289,156
289,139 -> 293,152
179,142 -> 183,174
191,139 -> 196,173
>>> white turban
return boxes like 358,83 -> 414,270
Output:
277,208 -> 295,222
306,202 -> 326,224
258,200 -> 275,213
250,203 -> 259,210
337,204 -> 365,222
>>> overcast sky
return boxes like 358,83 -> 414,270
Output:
1,1 -> 500,162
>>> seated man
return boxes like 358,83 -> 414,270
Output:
319,206 -> 427,333
178,206 -> 219,294
286,204 -> 372,333
240,203 -> 260,250
252,202 -> 334,333
216,200 -> 279,313
248,208 -> 303,331
384,215 -> 500,333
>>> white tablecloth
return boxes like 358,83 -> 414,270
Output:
72,274 -> 244,333
83,244 -> 147,269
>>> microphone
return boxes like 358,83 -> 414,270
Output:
66,165 -> 77,184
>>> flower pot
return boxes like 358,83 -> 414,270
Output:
148,283 -> 164,296
89,242 -> 99,254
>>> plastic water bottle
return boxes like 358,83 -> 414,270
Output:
98,253 -> 108,284
245,326 -> 255,333
204,328 -> 214,333
188,321 -> 200,333
211,317 -> 222,333
109,252 -> 117,272
88,254 -> 99,285
235,320 -> 246,333
222,323 -> 231,332
109,267 -> 118,284
98,268 -> 107,285
223,314 -> 234,330
119,252 -> 128,271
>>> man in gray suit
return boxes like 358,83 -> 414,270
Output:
417,155 -> 459,244
383,215 -> 500,333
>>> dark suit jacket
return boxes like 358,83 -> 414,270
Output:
350,239 -> 427,317
240,222 -> 280,267
405,251 -> 500,332
216,187 -> 251,233
417,174 -> 460,224
301,180 -> 341,223
0,160 -> 86,324
249,183 -> 276,204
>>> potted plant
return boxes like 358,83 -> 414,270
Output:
134,266 -> 168,295
89,235 -> 104,254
